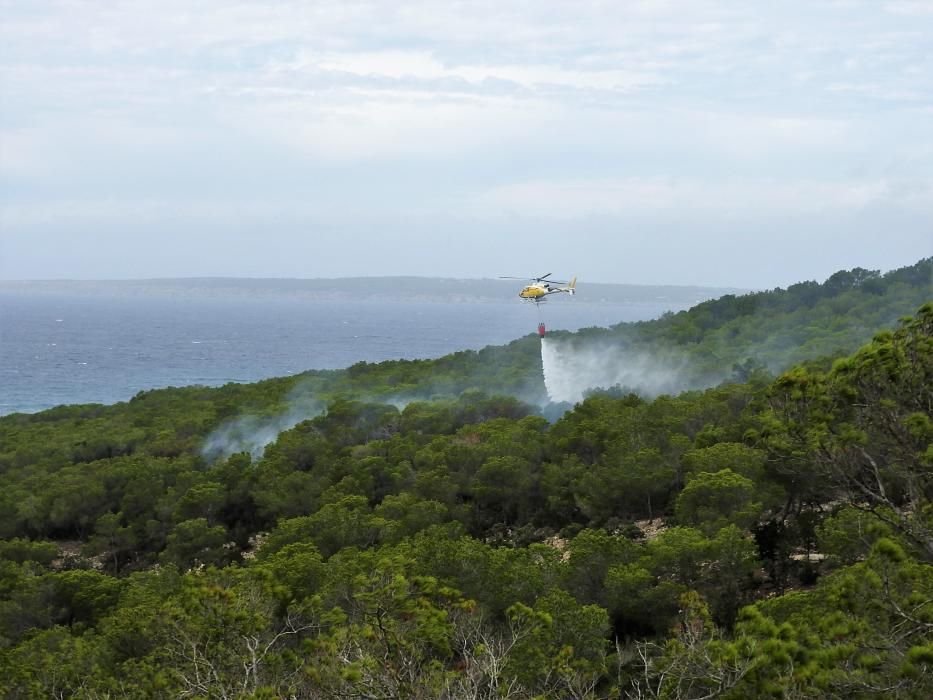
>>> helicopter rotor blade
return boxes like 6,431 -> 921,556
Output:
500,272 -> 567,283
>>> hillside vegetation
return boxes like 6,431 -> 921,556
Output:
0,259 -> 930,698
549,258 -> 933,389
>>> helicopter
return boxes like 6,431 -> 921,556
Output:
501,273 -> 577,304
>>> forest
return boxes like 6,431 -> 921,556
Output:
0,258 -> 930,698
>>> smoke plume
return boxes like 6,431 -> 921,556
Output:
541,335 -> 711,403
201,390 -> 324,462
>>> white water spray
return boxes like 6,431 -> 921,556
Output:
541,337 -> 583,403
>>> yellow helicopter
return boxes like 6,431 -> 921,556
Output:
501,273 -> 577,304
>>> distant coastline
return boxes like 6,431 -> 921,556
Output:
0,277 -> 749,306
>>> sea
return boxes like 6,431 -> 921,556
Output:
0,291 -> 688,416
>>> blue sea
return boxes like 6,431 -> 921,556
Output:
0,292 -> 685,415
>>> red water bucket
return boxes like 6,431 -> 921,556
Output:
537,323 -> 546,337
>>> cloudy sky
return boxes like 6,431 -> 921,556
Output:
1,1 -> 931,287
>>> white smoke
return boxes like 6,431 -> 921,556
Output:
541,336 -> 704,403
200,391 -> 324,462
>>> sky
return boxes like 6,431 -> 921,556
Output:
1,0 -> 931,288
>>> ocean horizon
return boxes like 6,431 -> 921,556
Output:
0,289 -> 702,415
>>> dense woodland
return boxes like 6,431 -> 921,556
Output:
0,259 -> 930,698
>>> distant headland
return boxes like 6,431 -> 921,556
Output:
0,277 -> 748,305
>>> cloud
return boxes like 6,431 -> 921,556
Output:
885,1 -> 933,16
476,177 -> 933,221
1,1 -> 931,284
